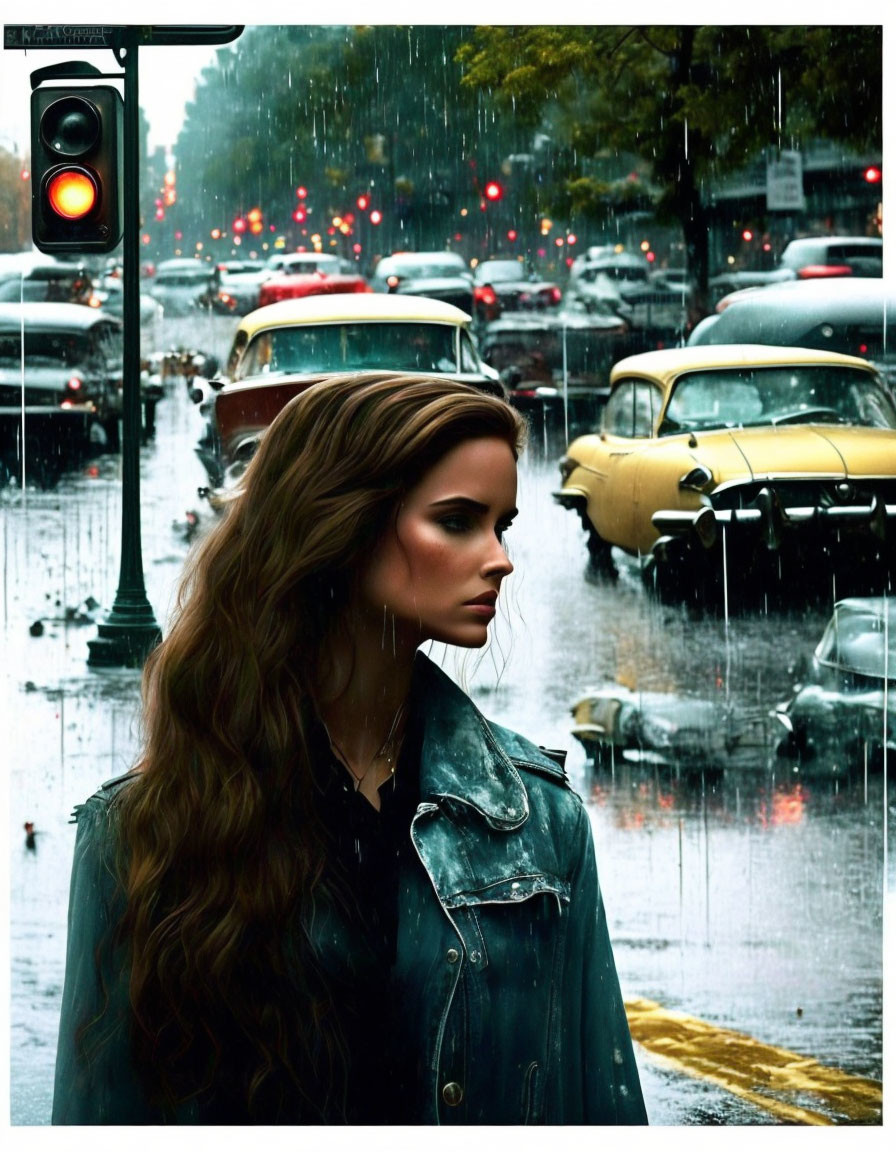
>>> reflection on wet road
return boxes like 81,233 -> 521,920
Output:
4,322 -> 887,1124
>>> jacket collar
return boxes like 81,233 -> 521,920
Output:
412,651 -> 529,831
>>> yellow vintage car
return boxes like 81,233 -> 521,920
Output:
554,344 -> 896,599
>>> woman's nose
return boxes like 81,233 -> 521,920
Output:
482,536 -> 513,578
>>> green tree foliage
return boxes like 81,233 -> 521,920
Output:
168,25 -> 514,258
457,25 -> 882,303
0,147 -> 31,253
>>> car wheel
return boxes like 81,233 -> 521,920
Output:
24,436 -> 62,490
586,529 -> 617,576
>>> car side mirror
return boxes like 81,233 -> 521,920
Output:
500,365 -> 523,388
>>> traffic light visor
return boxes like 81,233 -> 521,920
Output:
40,96 -> 101,157
46,168 -> 98,219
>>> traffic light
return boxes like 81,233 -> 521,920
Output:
30,85 -> 123,253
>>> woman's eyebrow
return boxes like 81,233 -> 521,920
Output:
429,496 -> 519,518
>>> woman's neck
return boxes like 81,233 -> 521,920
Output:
316,612 -> 417,805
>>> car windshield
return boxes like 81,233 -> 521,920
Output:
156,269 -> 213,286
660,365 -> 896,434
815,602 -> 896,682
381,261 -> 465,280
0,331 -> 90,367
578,265 -> 647,285
477,262 -> 526,283
236,322 -> 463,379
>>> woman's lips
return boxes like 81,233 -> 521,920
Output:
464,592 -> 497,617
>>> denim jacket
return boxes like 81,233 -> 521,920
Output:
52,653 -> 647,1125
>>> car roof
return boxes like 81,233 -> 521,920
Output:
783,235 -> 882,252
697,278 -> 896,341
610,342 -> 878,385
0,302 -> 118,331
375,251 -> 467,269
236,293 -> 472,337
483,310 -> 622,336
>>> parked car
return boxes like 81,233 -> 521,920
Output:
370,251 -> 474,314
567,251 -> 687,342
216,260 -> 272,314
0,258 -> 94,306
775,597 -> 895,772
200,293 -> 502,492
472,258 -> 562,322
777,235 -> 882,279
264,252 -> 356,276
90,275 -> 165,341
571,686 -> 734,771
479,309 -> 628,445
147,258 -> 232,317
553,343 -> 896,601
257,268 -> 370,308
0,303 -> 123,485
687,278 -> 896,397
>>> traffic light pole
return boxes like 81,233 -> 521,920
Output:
87,27 -> 161,667
7,25 -> 243,668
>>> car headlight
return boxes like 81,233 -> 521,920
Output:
559,455 -> 579,484
679,464 -> 713,492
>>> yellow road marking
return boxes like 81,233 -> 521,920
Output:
624,996 -> 882,1125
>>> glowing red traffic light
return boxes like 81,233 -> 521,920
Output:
484,181 -> 503,201
357,194 -> 369,211
864,166 -> 882,184
369,209 -> 383,225
46,168 -> 98,220
233,217 -> 247,234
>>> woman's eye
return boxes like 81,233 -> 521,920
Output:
439,514 -> 473,533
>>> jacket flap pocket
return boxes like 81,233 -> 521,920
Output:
447,873 -> 571,909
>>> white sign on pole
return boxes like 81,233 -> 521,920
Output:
766,150 -> 806,212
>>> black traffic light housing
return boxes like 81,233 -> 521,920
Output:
30,84 -> 123,253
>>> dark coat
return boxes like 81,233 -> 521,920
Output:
52,653 -> 647,1125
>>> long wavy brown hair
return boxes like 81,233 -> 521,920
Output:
110,372 -> 525,1119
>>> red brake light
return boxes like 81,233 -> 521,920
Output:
474,285 -> 497,306
797,264 -> 854,279
66,376 -> 82,391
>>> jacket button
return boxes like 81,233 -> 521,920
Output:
446,948 -> 460,964
442,1081 -> 464,1107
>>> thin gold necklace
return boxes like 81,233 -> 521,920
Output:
326,701 -> 406,790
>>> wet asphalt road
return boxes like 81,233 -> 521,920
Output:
4,314 -> 889,1126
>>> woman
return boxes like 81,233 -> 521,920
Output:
52,372 -> 647,1125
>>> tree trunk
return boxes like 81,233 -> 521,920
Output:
668,27 -> 711,326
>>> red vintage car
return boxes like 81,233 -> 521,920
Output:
257,253 -> 370,307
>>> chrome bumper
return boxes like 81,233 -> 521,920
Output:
652,489 -> 896,550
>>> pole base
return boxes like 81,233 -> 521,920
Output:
87,617 -> 162,669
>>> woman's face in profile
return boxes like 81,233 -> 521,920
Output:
360,436 -> 518,649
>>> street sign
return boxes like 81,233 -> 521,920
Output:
4,26 -> 119,49
766,150 -> 806,212
5,25 -> 242,50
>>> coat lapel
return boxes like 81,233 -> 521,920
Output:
413,653 -> 529,831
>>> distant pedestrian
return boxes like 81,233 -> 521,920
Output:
52,372 -> 646,1125
24,822 -> 36,851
